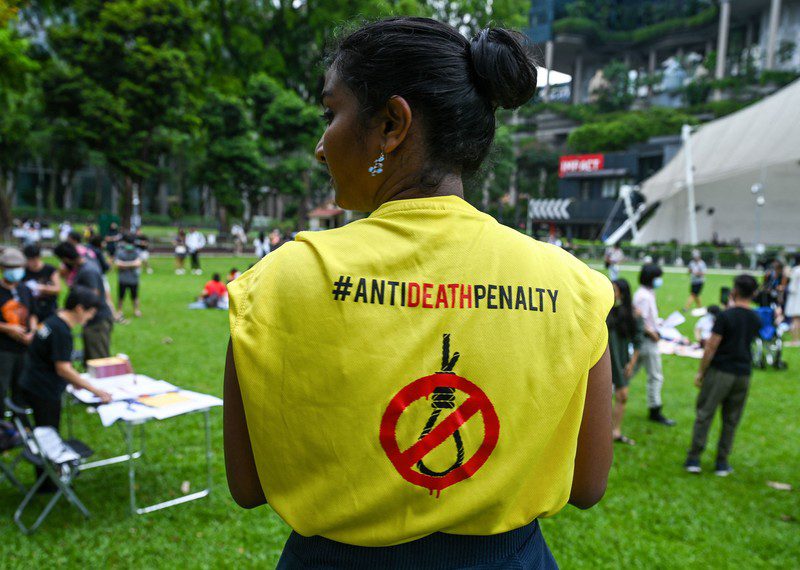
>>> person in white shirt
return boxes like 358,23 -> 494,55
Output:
694,305 -> 721,348
684,250 -> 707,311
785,254 -> 800,347
186,226 -> 207,275
253,231 -> 270,259
605,245 -> 624,282
632,263 -> 676,426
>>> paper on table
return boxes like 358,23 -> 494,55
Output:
97,401 -> 155,427
147,390 -> 222,420
138,392 -> 192,408
69,374 -> 177,404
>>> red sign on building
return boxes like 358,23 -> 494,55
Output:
558,154 -> 605,178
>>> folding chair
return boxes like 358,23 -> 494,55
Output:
0,414 -> 26,493
4,397 -> 95,534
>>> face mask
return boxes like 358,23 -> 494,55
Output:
3,268 -> 25,283
653,277 -> 664,289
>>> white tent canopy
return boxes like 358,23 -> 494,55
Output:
634,79 -> 800,246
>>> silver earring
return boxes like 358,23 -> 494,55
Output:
368,151 -> 385,176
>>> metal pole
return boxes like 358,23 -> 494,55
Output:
713,0 -> 731,101
682,125 -> 699,245
766,0 -> 782,69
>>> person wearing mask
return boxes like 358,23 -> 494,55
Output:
174,229 -> 188,275
224,18 -> 613,568
684,249 -> 707,311
608,278 -> 643,446
632,263 -> 675,426
0,248 -> 34,417
685,275 -> 762,476
53,242 -> 114,361
253,231 -> 270,259
23,244 -> 62,324
186,226 -> 206,275
115,234 -> 143,318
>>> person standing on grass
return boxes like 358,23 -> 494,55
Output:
186,226 -> 206,275
632,263 -> 676,426
225,18 -> 613,568
53,242 -> 114,361
18,287 -> 112,492
608,278 -> 643,446
253,231 -> 270,259
23,244 -> 61,323
685,274 -> 761,476
785,254 -> 800,347
0,248 -> 34,418
684,249 -> 707,311
115,234 -> 143,318
174,229 -> 188,275
604,244 -> 624,282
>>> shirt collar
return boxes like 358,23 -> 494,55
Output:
368,195 -> 481,219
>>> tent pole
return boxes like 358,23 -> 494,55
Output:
682,124 -> 698,245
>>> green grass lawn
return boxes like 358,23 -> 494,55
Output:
1,256 -> 797,568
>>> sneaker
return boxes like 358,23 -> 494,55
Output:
714,462 -> 733,477
648,407 -> 676,426
684,459 -> 702,474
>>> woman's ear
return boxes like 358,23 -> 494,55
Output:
381,96 -> 413,154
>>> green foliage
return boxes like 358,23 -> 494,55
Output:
567,107 -> 696,153
759,69 -> 800,87
595,60 -> 633,113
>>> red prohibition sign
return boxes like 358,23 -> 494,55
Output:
379,373 -> 500,493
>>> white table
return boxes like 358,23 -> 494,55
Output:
65,374 -> 222,515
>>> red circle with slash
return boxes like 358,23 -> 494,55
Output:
379,373 -> 500,492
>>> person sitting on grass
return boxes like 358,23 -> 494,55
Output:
189,273 -> 228,309
227,268 -> 241,282
694,305 -> 721,348
685,274 -> 761,477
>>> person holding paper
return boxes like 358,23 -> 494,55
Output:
19,287 -> 112,434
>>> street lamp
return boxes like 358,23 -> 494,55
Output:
751,183 -> 766,266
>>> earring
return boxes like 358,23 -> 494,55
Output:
368,150 -> 385,176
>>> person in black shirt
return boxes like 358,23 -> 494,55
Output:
685,274 -> 762,476
19,287 -> 112,493
20,287 -> 112,431
23,244 -> 62,323
0,247 -> 35,417
54,242 -> 115,361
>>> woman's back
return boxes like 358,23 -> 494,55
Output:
228,195 -> 611,546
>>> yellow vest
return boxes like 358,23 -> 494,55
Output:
228,196 -> 612,547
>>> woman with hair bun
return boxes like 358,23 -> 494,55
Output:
225,17 -> 613,568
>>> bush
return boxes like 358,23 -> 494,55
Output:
567,107 -> 695,153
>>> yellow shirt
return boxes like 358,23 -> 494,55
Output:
228,195 -> 612,547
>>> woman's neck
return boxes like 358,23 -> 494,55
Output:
373,172 -> 464,209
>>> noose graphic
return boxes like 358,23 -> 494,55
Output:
416,334 -> 466,477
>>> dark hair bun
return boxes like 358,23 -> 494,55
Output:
469,28 -> 538,109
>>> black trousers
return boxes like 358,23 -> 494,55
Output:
190,251 -> 201,270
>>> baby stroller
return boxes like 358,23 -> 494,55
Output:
752,306 -> 787,370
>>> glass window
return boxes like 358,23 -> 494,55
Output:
601,179 -> 619,199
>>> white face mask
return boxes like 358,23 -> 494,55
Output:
653,277 -> 664,289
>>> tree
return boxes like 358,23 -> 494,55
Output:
46,0 -> 205,228
0,10 -> 38,235
197,89 -> 265,232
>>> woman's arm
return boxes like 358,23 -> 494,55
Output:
569,346 -> 613,510
224,339 -> 267,509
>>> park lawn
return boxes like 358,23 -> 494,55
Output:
1,256 -> 797,569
